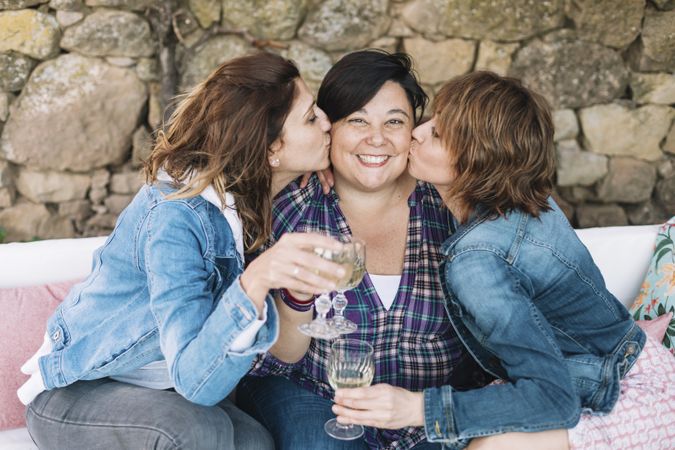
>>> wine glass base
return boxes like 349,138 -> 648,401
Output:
324,418 -> 364,440
329,318 -> 358,335
298,322 -> 341,340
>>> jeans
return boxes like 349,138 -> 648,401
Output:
26,378 -> 274,450
236,376 -> 442,450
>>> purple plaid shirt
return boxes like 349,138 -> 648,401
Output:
252,175 -> 473,449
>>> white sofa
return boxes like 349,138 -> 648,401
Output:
0,225 -> 661,449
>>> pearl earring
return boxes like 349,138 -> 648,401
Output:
270,156 -> 280,167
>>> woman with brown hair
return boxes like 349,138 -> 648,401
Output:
334,71 -> 675,449
19,52 -> 347,450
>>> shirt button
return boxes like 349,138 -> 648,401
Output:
52,329 -> 61,341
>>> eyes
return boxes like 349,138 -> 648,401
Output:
346,117 -> 407,127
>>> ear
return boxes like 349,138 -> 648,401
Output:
269,137 -> 283,154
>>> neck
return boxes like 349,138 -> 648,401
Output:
435,184 -> 472,224
333,172 -> 417,217
270,171 -> 299,199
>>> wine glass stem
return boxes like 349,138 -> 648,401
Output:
332,290 -> 347,324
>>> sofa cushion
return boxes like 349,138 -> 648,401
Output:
630,217 -> 675,355
636,312 -> 673,343
0,280 -> 78,431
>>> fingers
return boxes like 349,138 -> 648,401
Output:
332,404 -> 390,429
264,241 -> 346,293
300,172 -> 311,188
335,384 -> 388,402
279,232 -> 344,253
316,170 -> 333,194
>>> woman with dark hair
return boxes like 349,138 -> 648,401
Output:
19,52 -> 348,450
335,71 -> 675,449
237,50 -> 479,450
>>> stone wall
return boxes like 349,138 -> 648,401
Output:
0,0 -> 674,242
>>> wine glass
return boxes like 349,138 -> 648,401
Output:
329,237 -> 365,335
326,339 -> 374,440
297,235 -> 353,340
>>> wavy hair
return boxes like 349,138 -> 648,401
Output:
144,52 -> 300,252
434,71 -> 555,220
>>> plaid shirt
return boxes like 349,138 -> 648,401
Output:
252,175 -> 473,449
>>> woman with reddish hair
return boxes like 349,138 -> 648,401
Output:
334,71 -> 675,450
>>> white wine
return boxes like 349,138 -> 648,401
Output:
341,258 -> 365,290
317,261 -> 354,288
328,366 -> 374,391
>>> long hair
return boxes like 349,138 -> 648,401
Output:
434,71 -> 555,219
144,52 -> 300,252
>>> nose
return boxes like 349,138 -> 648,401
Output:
367,126 -> 385,146
411,123 -> 424,142
316,107 -> 331,132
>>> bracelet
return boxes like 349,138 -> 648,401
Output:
279,288 -> 315,312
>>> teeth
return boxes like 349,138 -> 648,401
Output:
357,155 -> 388,164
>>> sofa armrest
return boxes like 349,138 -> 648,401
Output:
575,225 -> 660,309
0,236 -> 108,288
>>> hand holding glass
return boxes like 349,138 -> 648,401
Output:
298,238 -> 365,340
326,339 -> 374,440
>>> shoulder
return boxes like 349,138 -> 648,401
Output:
272,174 -> 325,235
144,187 -> 213,243
415,181 -> 454,230
444,214 -> 518,262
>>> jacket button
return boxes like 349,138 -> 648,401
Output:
625,344 -> 635,355
52,329 -> 61,341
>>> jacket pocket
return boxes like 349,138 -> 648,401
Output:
88,328 -> 160,377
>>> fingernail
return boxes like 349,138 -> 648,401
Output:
336,268 -> 346,277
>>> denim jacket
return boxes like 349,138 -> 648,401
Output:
39,182 -> 279,406
423,198 -> 645,448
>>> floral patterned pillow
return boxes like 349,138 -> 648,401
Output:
630,217 -> 675,355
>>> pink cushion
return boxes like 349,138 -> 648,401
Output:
0,280 -> 79,430
636,312 -> 673,343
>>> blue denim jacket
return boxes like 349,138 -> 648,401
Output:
39,182 -> 279,406
423,198 -> 644,448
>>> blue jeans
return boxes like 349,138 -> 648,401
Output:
236,376 -> 442,450
26,378 -> 274,450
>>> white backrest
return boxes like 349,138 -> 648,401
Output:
575,225 -> 660,308
0,226 -> 661,304
0,236 -> 108,288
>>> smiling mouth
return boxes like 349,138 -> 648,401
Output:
356,154 -> 390,165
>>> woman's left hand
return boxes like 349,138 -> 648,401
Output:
332,384 -> 425,430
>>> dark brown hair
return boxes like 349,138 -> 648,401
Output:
144,52 -> 300,252
434,71 -> 555,220
318,49 -> 427,125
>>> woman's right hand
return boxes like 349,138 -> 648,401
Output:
240,233 -> 346,314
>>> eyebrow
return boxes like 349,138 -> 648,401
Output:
354,108 -> 411,118
303,102 -> 316,118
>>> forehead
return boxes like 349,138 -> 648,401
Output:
360,81 -> 412,113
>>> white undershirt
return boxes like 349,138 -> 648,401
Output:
369,274 -> 401,310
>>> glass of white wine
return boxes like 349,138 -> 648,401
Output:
325,339 -> 375,440
329,237 -> 365,335
298,237 -> 359,340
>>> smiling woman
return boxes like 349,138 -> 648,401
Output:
236,50 -> 486,450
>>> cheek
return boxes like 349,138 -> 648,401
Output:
392,132 -> 412,153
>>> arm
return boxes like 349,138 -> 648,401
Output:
145,203 -> 344,405
144,203 -> 271,405
423,251 -> 580,443
334,251 -> 579,439
269,291 -> 313,363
